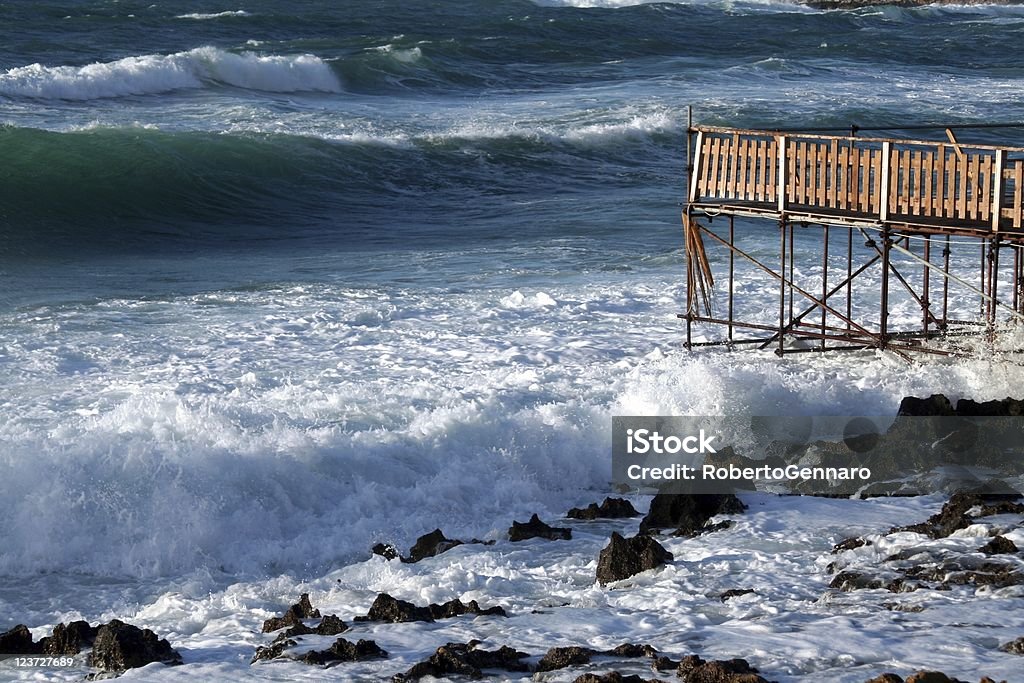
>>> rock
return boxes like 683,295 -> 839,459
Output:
0,624 -> 41,655
567,498 -> 640,520
261,593 -> 322,633
904,673 -> 959,683
864,675 -> 904,683
371,543 -> 400,560
265,613 -> 348,642
87,619 -> 182,672
392,641 -> 530,681
897,395 -> 955,417
574,674 -> 667,683
354,593 -> 506,623
639,493 -> 746,536
892,492 -> 1022,540
955,397 -> 1024,416
604,643 -> 659,658
252,638 -> 296,663
979,535 -> 1018,555
429,598 -> 506,620
719,589 -> 755,602
406,529 -> 463,563
1000,635 -> 1024,654
536,645 -> 597,672
254,636 -> 386,665
830,571 -> 885,591
676,654 -> 768,683
832,537 -> 869,553
509,514 -> 572,541
297,638 -> 387,666
356,593 -> 433,623
314,614 -> 349,636
596,532 -> 673,585
40,620 -> 99,655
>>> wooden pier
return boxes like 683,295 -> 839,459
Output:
682,123 -> 1024,359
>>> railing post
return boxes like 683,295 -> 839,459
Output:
879,141 -> 892,223
777,135 -> 787,214
688,130 -> 704,204
992,149 -> 1004,233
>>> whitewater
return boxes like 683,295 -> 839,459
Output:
4,0 -> 1024,680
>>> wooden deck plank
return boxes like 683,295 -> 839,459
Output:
708,136 -> 722,197
980,154 -> 992,223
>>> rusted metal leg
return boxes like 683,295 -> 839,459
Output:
923,237 -> 931,339
880,227 -> 891,348
774,218 -> 782,358
942,236 -> 951,332
728,215 -> 735,345
821,224 -> 829,351
988,238 -> 1001,342
846,225 -> 853,334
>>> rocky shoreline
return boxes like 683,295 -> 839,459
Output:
801,0 -> 1022,10
3,394 -> 1023,681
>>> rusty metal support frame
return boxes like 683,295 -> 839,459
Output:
679,214 -> 1024,361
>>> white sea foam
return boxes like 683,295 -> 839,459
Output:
175,10 -> 251,20
0,46 -> 341,100
2,248 -> 1023,580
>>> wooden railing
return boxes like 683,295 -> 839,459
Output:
688,126 -> 1024,232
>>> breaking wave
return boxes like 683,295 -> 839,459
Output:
0,46 -> 341,100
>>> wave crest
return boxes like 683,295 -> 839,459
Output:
0,46 -> 342,100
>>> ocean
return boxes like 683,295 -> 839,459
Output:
3,1 -> 1024,680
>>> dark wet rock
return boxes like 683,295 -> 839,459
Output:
604,643 -> 659,658
938,564 -> 1024,589
676,654 -> 768,683
356,593 -> 433,623
354,592 -> 506,624
897,395 -> 955,417
88,619 -> 182,672
265,613 -> 349,642
979,535 -> 1018,555
653,655 -> 682,670
832,537 -> 870,553
955,397 -> 1024,417
509,513 -> 572,541
314,614 -> 349,636
297,638 -> 387,666
864,675 -> 904,683
392,641 -> 530,681
406,529 -> 463,562
261,593 -> 322,633
252,637 -> 296,663
0,624 -> 41,655
574,674 -> 668,683
254,636 -> 386,665
698,520 -> 735,535
40,620 -> 99,655
719,589 -> 755,602
1000,635 -> 1024,654
892,492 -> 1023,540
596,532 -> 673,585
430,597 -> 506,620
568,497 -> 640,520
372,543 -> 400,560
639,492 -> 747,536
904,673 -> 962,683
536,645 -> 598,672
830,571 -> 885,591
